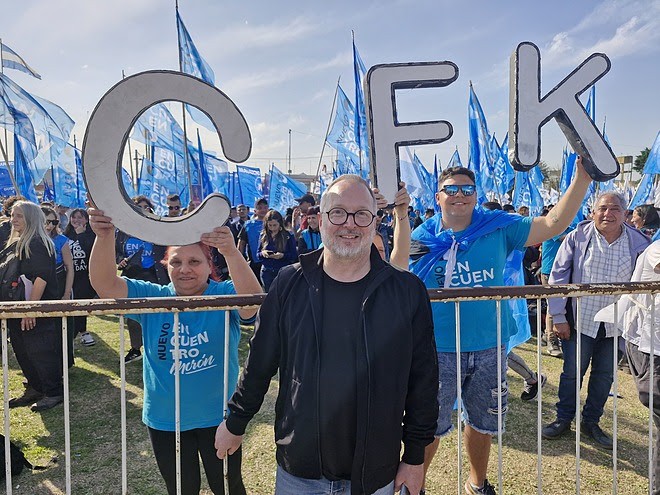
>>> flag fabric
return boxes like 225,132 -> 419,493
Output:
447,149 -> 464,169
0,165 -> 15,197
122,167 -> 136,199
268,165 -> 307,214
352,39 -> 369,179
176,9 -> 216,130
559,150 -> 577,195
0,43 -> 41,79
0,74 -> 74,184
13,134 -> 37,203
629,174 -> 655,209
642,131 -> 660,175
131,103 -> 185,157
599,122 -> 615,192
512,170 -> 544,216
326,85 -> 362,167
236,165 -> 263,208
335,153 -> 361,176
400,158 -> 432,213
138,154 -> 188,215
585,85 -> 596,122
490,134 -> 515,199
467,84 -> 494,203
433,155 -> 440,212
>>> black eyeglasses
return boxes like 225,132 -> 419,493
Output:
46,219 -> 59,226
168,205 -> 181,211
324,208 -> 375,227
439,184 -> 476,197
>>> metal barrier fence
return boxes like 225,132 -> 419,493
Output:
0,282 -> 657,494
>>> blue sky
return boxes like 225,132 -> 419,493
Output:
2,0 -> 658,178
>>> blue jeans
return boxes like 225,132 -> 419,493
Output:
557,323 -> 614,424
275,466 -> 395,495
436,346 -> 508,436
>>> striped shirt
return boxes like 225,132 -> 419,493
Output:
579,227 -> 632,338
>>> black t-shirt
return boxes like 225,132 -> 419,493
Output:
19,238 -> 58,301
319,269 -> 372,481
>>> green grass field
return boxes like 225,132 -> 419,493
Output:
0,316 -> 654,494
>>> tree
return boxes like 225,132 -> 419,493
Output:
539,160 -> 560,190
633,147 -> 650,174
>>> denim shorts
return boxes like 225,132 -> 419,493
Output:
435,346 -> 508,437
275,465 -> 395,495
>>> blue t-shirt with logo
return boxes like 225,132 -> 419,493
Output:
242,219 -> 263,262
417,217 -> 532,352
125,278 -> 241,431
124,237 -> 155,269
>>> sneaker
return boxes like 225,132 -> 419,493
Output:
581,422 -> 613,450
124,348 -> 142,363
30,395 -> 64,412
465,479 -> 496,495
9,387 -> 43,408
79,332 -> 96,346
540,332 -> 548,345
521,373 -> 547,401
542,419 -> 572,439
547,334 -> 563,358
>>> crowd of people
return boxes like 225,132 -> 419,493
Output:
1,162 -> 659,494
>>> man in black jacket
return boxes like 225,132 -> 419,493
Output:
215,174 -> 438,495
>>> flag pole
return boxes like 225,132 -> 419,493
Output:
0,39 -> 19,194
314,76 -> 341,183
176,2 -> 195,206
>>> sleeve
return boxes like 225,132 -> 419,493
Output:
401,275 -> 439,465
224,270 -> 287,435
297,234 -> 309,255
21,241 -> 54,284
645,240 -> 660,270
547,232 -> 576,324
507,216 -> 534,252
283,234 -> 298,263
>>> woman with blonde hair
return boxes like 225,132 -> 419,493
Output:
3,201 -> 63,411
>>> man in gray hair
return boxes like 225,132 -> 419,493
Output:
543,191 -> 651,448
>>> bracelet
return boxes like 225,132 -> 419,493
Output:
397,216 -> 407,221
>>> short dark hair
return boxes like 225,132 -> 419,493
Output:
482,201 -> 502,211
438,167 -> 475,187
255,197 -> 268,208
133,195 -> 154,209
166,194 -> 180,203
503,204 -> 515,212
307,206 -> 320,216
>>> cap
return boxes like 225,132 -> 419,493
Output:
295,194 -> 315,205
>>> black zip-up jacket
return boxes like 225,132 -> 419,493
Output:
226,246 -> 438,495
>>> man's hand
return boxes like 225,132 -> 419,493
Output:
394,462 -> 424,495
214,421 -> 243,460
88,208 -> 116,239
553,322 -> 571,340
201,226 -> 239,257
392,182 -> 410,220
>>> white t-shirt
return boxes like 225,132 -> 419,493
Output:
621,240 -> 660,355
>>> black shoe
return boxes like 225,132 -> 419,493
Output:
465,478 -> 497,494
124,348 -> 142,363
30,396 -> 64,412
542,419 -> 572,439
581,422 -> 613,450
521,374 -> 547,401
9,388 -> 43,408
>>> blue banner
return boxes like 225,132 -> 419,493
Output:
0,42 -> 41,79
642,131 -> 660,175
13,134 -> 37,202
0,165 -> 15,197
268,165 -> 306,214
447,149 -> 464,169
513,170 -> 544,216
468,84 -> 494,204
352,40 -> 369,179
629,173 -> 655,209
326,85 -> 362,165
236,165 -> 263,208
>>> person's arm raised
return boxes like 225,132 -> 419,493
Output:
526,156 -> 592,246
201,226 -> 262,319
89,208 -> 128,298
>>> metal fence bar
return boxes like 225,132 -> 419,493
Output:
649,295 -> 656,495
174,311 -> 182,495
2,318 -> 12,494
61,317 -> 71,495
612,302 -> 619,495
536,298 -> 543,495
496,300 -> 503,495
223,311 -> 230,494
575,297 -> 582,495
455,302 -> 462,495
119,315 -> 128,495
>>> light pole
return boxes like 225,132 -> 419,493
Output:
288,129 -> 292,174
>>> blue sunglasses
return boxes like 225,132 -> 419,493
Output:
439,184 -> 476,196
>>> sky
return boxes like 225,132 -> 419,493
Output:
2,0 -> 658,180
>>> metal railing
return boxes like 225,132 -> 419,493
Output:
0,282 -> 657,494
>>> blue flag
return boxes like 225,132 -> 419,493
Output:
629,174 -> 655,209
513,170 -> 544,216
447,149 -> 464,169
326,85 -> 361,166
236,165 -> 263,208
176,9 -> 216,130
400,155 -> 434,213
559,151 -> 577,195
642,131 -> 660,175
139,155 -> 188,215
468,84 -> 494,203
490,134 -> 515,199
433,155 -> 440,212
268,165 -> 306,214
585,85 -> 596,122
352,39 -> 369,179
0,43 -> 41,79
599,121 -> 615,192
13,134 -> 37,202
0,164 -> 15,197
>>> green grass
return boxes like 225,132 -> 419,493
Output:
0,317 -> 653,494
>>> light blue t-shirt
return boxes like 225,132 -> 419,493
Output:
126,278 -> 241,431
541,228 -> 570,275
419,218 -> 532,352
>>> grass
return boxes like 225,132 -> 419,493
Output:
0,316 -> 654,494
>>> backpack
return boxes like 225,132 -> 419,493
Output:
0,243 -> 25,302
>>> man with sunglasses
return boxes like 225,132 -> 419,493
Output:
411,161 -> 592,495
215,174 -> 438,495
166,194 -> 182,217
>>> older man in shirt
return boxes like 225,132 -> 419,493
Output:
543,191 -> 651,448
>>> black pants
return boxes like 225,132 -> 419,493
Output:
626,341 -> 660,495
9,319 -> 63,397
148,426 -> 246,495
